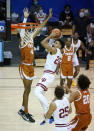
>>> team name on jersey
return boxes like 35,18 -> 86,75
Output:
64,52 -> 73,56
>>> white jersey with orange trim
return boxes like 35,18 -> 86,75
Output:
53,97 -> 70,129
72,38 -> 81,52
44,48 -> 62,73
72,38 -> 81,66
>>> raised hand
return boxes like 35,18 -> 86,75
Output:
48,8 -> 53,18
23,8 -> 30,18
50,30 -> 57,38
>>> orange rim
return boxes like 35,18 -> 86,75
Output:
11,22 -> 40,30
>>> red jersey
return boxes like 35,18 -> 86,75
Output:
74,89 -> 90,114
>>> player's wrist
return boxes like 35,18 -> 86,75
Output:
23,18 -> 27,22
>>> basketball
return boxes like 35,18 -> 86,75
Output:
52,28 -> 61,38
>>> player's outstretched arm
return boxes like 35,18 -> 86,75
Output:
46,102 -> 56,119
68,91 -> 80,103
33,8 -> 52,38
69,104 -> 72,114
20,8 -> 29,47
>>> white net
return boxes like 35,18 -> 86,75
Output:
19,24 -> 39,44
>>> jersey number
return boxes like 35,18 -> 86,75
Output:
67,56 -> 71,61
54,56 -> 61,64
31,49 -> 34,54
83,95 -> 90,104
59,106 -> 69,118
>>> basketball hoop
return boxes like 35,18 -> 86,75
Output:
11,22 -> 40,30
11,22 -> 40,45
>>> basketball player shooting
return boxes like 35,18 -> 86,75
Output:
34,30 -> 64,125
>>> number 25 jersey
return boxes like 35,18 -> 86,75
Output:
53,97 -> 70,125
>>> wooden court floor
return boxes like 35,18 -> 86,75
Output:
0,67 -> 94,131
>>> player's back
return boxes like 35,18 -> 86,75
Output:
53,96 -> 70,126
44,48 -> 62,72
74,89 -> 90,114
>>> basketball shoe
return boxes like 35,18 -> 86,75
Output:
49,116 -> 54,124
40,116 -> 54,125
22,113 -> 35,123
18,109 -> 25,117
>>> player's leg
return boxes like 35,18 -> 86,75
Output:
34,85 -> 50,125
22,78 -> 32,114
60,78 -> 65,86
20,78 -> 35,122
67,65 -> 73,89
18,64 -> 35,122
71,114 -> 92,131
34,73 -> 55,124
34,86 -> 49,114
60,65 -> 68,93
60,65 -> 67,86
72,54 -> 80,86
67,78 -> 72,89
73,65 -> 80,78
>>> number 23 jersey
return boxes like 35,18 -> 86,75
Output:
44,48 -> 62,72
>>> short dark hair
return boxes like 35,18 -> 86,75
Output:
55,39 -> 65,49
55,86 -> 64,99
77,74 -> 91,90
64,37 -> 72,43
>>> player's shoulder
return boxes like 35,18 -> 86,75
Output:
63,96 -> 70,103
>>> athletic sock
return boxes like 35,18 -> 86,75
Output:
21,106 -> 25,111
24,109 -> 28,114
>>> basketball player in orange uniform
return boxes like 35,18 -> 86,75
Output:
18,8 -> 52,123
69,74 -> 92,131
60,37 -> 75,89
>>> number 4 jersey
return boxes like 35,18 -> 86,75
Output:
74,89 -> 90,114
